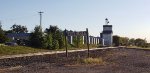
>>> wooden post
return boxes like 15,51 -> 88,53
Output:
64,29 -> 68,57
86,28 -> 90,57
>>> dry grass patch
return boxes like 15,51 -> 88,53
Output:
76,57 -> 106,65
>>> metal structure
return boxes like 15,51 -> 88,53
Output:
105,18 -> 109,25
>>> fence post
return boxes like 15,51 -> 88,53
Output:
86,28 -> 90,57
64,29 -> 68,57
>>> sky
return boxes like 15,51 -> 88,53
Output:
0,0 -> 150,42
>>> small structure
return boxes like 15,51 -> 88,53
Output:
100,18 -> 113,46
6,33 -> 31,45
7,33 -> 30,40
65,27 -> 102,45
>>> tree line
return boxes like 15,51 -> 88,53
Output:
113,35 -> 150,48
0,24 -> 87,50
0,24 -> 150,49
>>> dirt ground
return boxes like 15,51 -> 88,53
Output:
0,48 -> 150,73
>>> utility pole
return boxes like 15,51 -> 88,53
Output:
0,21 -> 2,28
38,11 -> 44,31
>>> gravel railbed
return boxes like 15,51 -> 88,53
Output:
0,48 -> 150,73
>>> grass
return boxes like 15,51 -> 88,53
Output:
127,46 -> 150,50
0,44 -> 99,56
127,46 -> 141,48
76,57 -> 105,65
0,45 -> 50,56
55,44 -> 99,51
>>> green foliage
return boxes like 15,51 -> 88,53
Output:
0,25 -> 9,43
128,38 -> 135,46
4,30 -> 13,34
128,38 -> 148,48
113,35 -> 120,46
57,31 -> 65,49
113,35 -> 129,46
73,36 -> 78,48
10,24 -> 28,33
44,25 -> 65,50
30,25 -> 44,48
135,38 -> 147,47
113,35 -> 149,48
145,43 -> 150,48
30,25 -> 65,50
119,37 -> 129,46
44,33 -> 53,49
72,36 -> 83,48
52,39 -> 59,49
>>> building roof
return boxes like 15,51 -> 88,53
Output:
7,33 -> 31,38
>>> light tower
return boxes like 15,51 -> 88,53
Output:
100,18 -> 113,46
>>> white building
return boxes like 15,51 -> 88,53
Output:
100,18 -> 113,46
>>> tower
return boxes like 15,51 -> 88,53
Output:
100,18 -> 113,46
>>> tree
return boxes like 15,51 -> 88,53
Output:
113,35 -> 120,46
10,24 -> 28,33
128,38 -> 135,46
4,30 -> 13,34
30,25 -> 44,48
119,37 -> 129,46
113,35 -> 130,46
135,38 -> 147,47
44,33 -> 53,49
73,36 -> 78,48
57,30 -> 65,49
44,25 -> 65,50
72,36 -> 83,48
0,24 -> 8,43
45,25 -> 59,49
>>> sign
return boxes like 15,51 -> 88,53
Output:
67,31 -> 87,36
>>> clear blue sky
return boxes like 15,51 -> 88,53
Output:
0,0 -> 150,42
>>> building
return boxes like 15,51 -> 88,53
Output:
100,18 -> 113,46
6,33 -> 31,45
